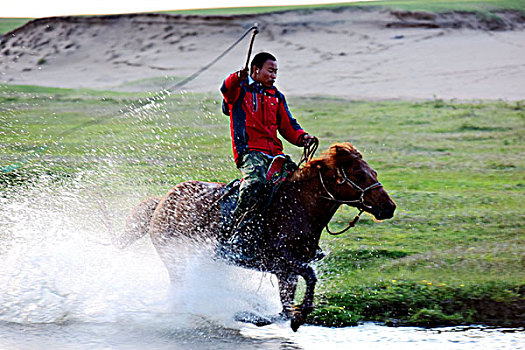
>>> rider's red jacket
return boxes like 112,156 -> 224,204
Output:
221,72 -> 307,167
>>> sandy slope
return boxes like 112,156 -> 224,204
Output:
1,8 -> 524,100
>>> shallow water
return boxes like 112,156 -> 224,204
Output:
0,175 -> 523,350
1,320 -> 524,350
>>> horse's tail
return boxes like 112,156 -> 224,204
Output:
113,197 -> 161,249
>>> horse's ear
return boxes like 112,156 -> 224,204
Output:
331,143 -> 361,164
333,143 -> 359,158
333,144 -> 352,156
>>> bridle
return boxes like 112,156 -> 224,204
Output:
319,167 -> 382,207
298,138 -> 382,235
319,166 -> 382,235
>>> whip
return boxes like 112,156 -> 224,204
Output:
2,24 -> 261,174
167,23 -> 259,92
244,23 -> 259,71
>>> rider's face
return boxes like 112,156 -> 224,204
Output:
253,60 -> 277,88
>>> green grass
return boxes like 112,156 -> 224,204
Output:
168,0 -> 525,15
0,17 -> 31,34
354,0 -> 525,12
1,84 -> 524,327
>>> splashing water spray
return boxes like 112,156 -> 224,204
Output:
0,23 -> 282,336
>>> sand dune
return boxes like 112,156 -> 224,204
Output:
1,8 -> 524,100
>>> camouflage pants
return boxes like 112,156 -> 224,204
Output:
217,151 -> 273,264
234,151 -> 274,218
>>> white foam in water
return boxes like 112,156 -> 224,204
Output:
0,175 -> 281,330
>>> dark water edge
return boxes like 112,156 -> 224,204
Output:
308,282 -> 525,328
309,301 -> 525,329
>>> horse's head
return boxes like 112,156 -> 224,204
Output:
317,143 -> 396,220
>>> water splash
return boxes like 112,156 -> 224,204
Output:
0,172 -> 281,330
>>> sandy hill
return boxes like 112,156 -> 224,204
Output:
1,8 -> 524,100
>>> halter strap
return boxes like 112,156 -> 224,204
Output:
319,167 -> 382,235
319,168 -> 382,207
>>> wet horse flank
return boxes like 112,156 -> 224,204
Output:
116,143 -> 396,331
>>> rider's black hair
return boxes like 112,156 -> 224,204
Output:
250,52 -> 276,75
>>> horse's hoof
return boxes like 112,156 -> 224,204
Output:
290,317 -> 302,332
234,311 -> 272,327
290,311 -> 306,332
289,303 -> 313,332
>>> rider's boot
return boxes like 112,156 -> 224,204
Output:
227,207 -> 263,265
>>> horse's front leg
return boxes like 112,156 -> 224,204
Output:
279,255 -> 318,331
277,272 -> 298,319
292,262 -> 317,331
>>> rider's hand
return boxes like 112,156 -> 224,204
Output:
238,67 -> 249,80
302,134 -> 318,146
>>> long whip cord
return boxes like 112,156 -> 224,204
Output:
1,24 -> 260,174
166,24 -> 259,93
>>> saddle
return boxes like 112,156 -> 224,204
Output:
217,156 -> 297,266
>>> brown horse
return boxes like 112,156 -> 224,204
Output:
115,142 -> 396,331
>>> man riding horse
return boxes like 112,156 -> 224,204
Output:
220,52 -> 317,262
115,42 -> 396,332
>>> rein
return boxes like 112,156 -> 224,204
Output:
298,137 -> 319,168
318,167 -> 382,235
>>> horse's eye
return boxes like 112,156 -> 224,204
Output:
352,164 -> 363,172
350,168 -> 365,179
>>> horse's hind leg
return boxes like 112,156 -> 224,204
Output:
153,239 -> 191,285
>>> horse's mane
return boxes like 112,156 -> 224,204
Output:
289,142 -> 362,182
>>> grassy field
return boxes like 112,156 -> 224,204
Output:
0,18 -> 31,34
171,0 -> 525,15
1,84 -> 523,326
1,0 -> 524,34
